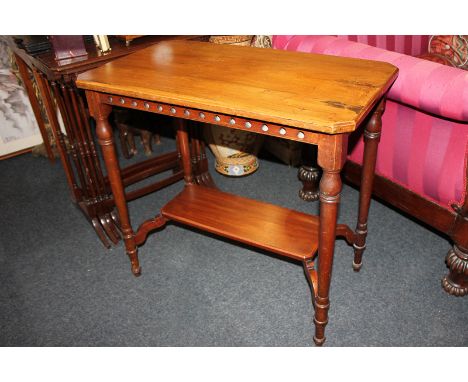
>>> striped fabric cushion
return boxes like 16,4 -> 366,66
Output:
339,35 -> 430,56
348,100 -> 468,207
272,35 -> 468,208
272,35 -> 430,56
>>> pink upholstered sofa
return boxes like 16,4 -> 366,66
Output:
272,35 -> 468,296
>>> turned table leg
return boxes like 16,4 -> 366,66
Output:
189,121 -> 216,188
176,118 -> 194,185
314,135 -> 347,346
353,99 -> 385,271
86,92 -> 140,276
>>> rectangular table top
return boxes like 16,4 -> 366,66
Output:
76,40 -> 398,134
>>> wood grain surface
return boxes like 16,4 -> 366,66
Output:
77,40 -> 398,134
162,185 -> 319,260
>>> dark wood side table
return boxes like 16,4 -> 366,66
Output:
7,35 -> 213,248
77,41 -> 398,345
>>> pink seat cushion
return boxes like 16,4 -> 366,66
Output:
348,100 -> 468,207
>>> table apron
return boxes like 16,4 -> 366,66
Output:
96,92 -> 347,148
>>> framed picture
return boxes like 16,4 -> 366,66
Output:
0,38 -> 43,159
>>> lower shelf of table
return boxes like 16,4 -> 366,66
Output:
161,185 -> 319,261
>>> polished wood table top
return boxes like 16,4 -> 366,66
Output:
77,40 -> 398,134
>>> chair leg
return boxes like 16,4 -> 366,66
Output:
442,244 -> 468,296
298,144 -> 320,202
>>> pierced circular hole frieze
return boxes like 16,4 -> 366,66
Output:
100,95 -> 314,143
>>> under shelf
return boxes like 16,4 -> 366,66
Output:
161,185 -> 319,261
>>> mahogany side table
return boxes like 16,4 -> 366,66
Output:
7,35 -> 212,248
77,40 -> 398,345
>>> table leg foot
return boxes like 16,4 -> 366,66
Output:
105,212 -> 122,240
352,260 -> 362,272
91,217 -> 111,249
128,249 -> 141,276
313,335 -> 326,346
313,313 -> 329,346
80,200 -> 121,248
353,224 -> 367,271
100,214 -> 120,244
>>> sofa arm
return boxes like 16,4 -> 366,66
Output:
272,35 -> 468,122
